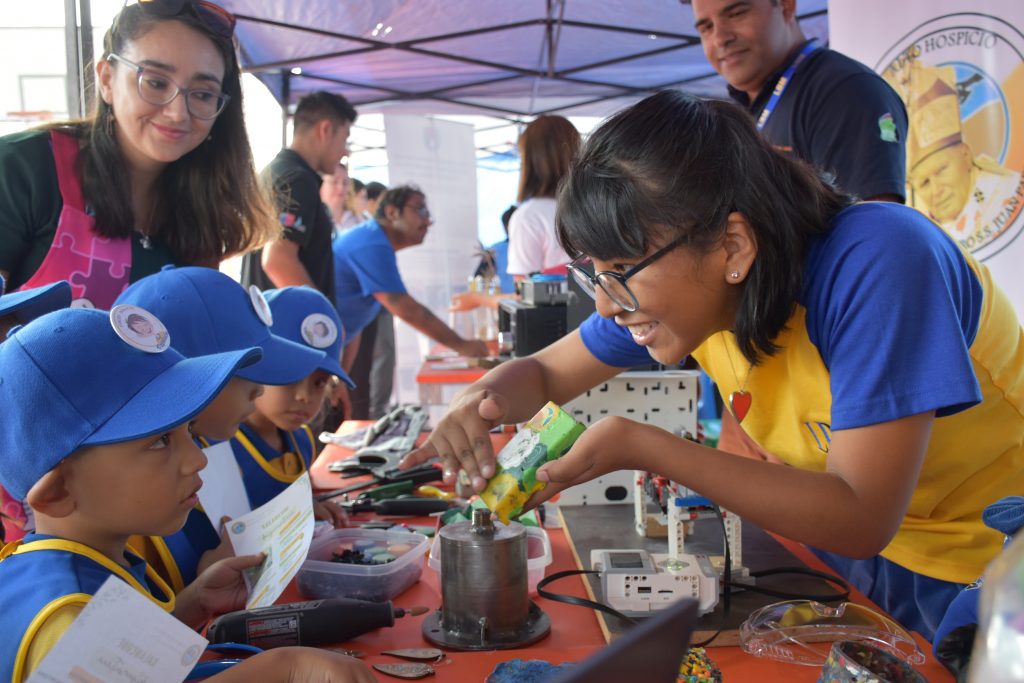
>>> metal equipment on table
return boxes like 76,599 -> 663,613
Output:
422,509 -> 550,650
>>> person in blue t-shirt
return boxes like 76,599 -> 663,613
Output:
332,185 -> 488,419
400,91 -> 1024,644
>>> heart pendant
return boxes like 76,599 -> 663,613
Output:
729,390 -> 752,423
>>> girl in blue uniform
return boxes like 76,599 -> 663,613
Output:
232,286 -> 354,524
400,91 -> 1024,642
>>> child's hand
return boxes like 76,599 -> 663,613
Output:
206,647 -> 376,682
175,553 -> 264,628
526,416 -> 642,509
313,499 -> 349,528
196,517 -> 238,575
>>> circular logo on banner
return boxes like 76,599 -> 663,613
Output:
109,304 -> 170,353
300,313 -> 338,349
876,13 -> 1024,261
248,285 -> 274,326
69,298 -> 94,309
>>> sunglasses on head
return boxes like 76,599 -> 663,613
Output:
126,0 -> 236,39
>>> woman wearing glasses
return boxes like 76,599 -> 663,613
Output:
0,0 -> 274,310
402,91 -> 1024,644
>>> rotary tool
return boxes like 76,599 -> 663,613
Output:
207,597 -> 429,649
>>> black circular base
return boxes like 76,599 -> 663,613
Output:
421,601 -> 551,651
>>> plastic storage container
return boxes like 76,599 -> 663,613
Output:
428,525 -> 552,595
297,528 -> 430,602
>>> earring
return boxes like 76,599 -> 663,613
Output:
729,271 -> 741,279
104,108 -> 115,137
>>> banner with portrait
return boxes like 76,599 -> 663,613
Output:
831,2 -> 1024,315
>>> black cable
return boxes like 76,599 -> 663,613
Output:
733,566 -> 851,602
536,570 -> 638,625
692,502 -> 730,647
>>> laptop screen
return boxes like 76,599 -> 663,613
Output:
549,598 -> 699,683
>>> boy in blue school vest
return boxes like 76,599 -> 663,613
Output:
115,267 -> 327,593
0,307 -> 374,683
232,287 -> 354,524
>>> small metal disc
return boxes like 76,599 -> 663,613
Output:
381,648 -> 444,661
373,662 -> 436,679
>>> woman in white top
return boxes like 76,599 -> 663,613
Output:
506,116 -> 581,276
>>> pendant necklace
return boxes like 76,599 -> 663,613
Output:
722,333 -> 753,423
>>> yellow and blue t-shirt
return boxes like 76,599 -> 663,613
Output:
230,424 -> 315,509
0,534 -> 174,682
580,202 -> 1023,586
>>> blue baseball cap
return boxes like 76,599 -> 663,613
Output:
0,307 -> 262,500
115,267 -> 326,386
264,287 -> 355,388
0,276 -> 72,325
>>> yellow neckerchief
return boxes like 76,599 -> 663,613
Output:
7,538 -> 175,611
235,425 -> 314,483
5,538 -> 174,682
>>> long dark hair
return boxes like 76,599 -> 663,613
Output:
59,3 -> 275,265
517,115 -> 581,202
557,90 -> 854,364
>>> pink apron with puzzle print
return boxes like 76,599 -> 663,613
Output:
1,130 -> 132,543
17,129 -> 132,308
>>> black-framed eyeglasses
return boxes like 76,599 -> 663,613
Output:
108,53 -> 231,120
567,233 -> 688,312
126,0 -> 236,39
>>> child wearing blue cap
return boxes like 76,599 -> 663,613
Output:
232,287 -> 355,521
0,277 -> 73,545
115,266 -> 328,592
0,307 -> 374,683
0,276 -> 72,342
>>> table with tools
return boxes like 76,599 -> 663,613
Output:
300,419 -> 954,682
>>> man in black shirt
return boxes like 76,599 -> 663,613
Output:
242,92 -> 357,302
690,0 -> 908,202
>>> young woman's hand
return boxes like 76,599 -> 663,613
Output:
399,388 -> 508,491
526,416 -> 644,509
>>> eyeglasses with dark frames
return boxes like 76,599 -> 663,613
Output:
567,233 -> 689,312
108,53 -> 231,120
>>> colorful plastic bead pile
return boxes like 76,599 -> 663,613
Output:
329,539 -> 415,566
677,647 -> 722,683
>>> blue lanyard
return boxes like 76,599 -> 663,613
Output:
756,39 -> 819,131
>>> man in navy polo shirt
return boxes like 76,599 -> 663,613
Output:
333,185 -> 489,419
689,0 -> 908,203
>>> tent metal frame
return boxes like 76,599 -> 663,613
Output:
238,6 -> 826,120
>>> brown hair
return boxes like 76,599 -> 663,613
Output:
54,3 -> 276,265
558,91 -> 853,365
517,115 -> 581,202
